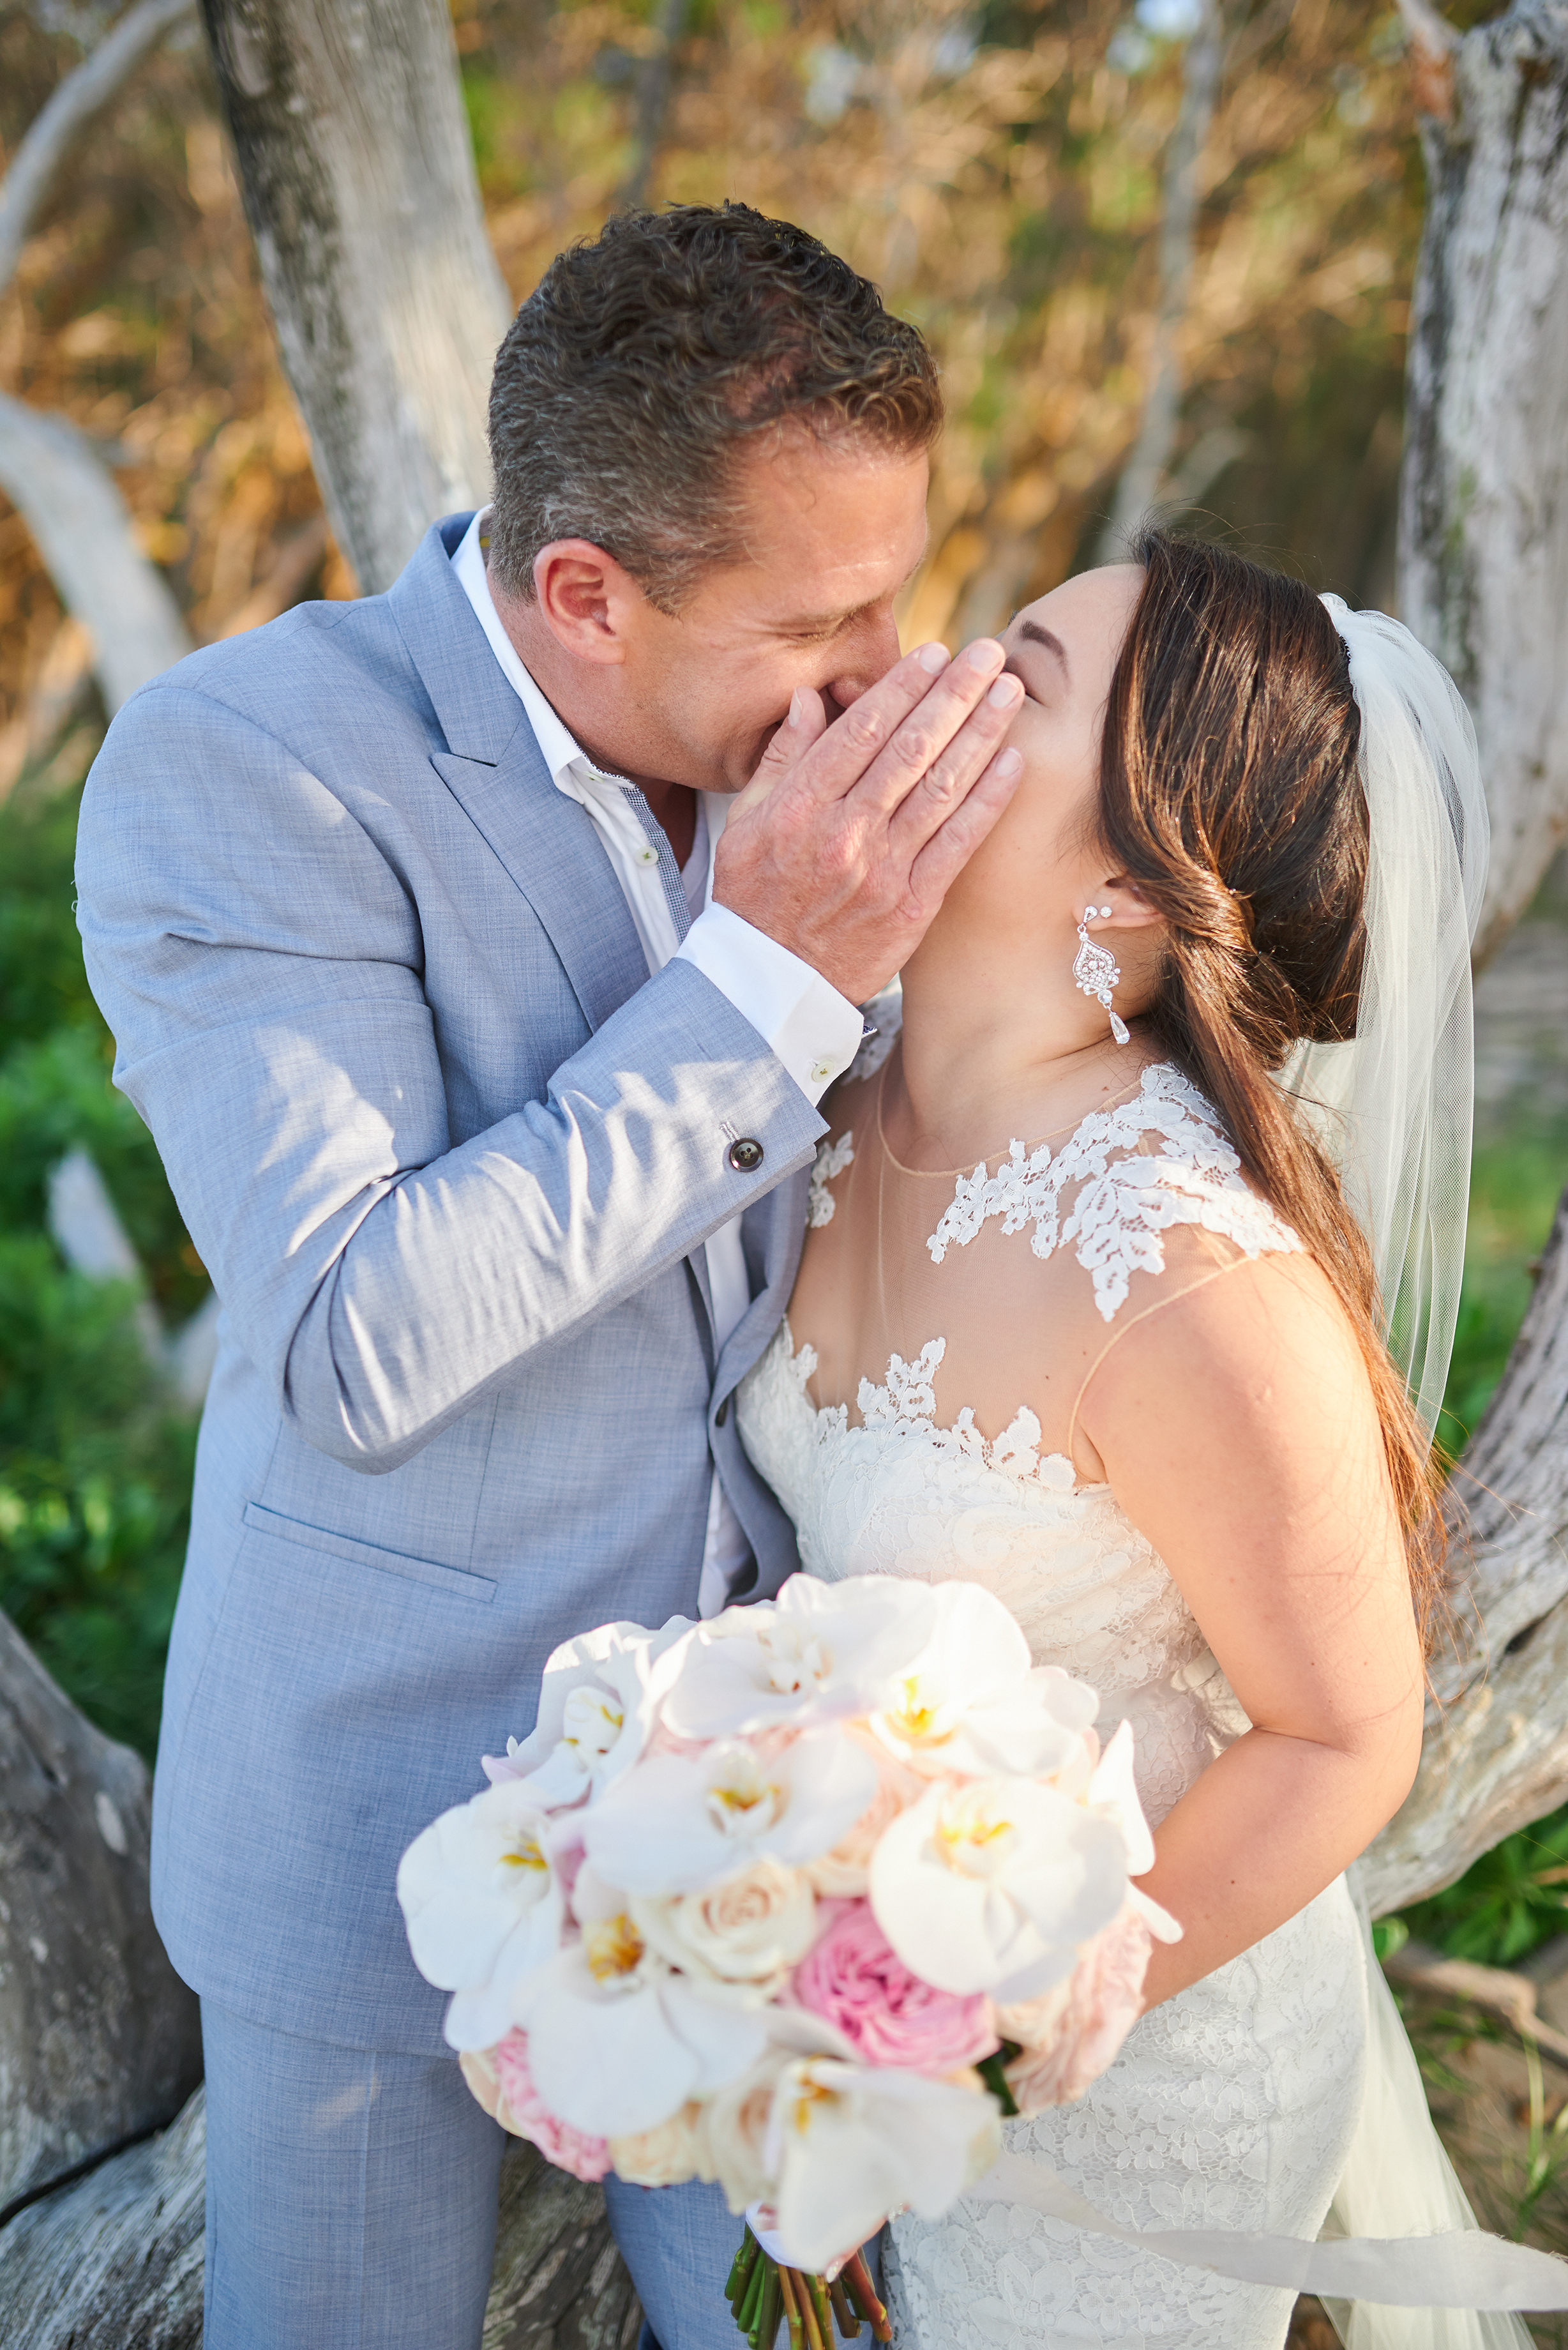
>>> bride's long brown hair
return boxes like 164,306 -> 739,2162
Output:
1097,528 -> 1447,1646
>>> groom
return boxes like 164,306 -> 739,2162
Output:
75,202 -> 1023,2349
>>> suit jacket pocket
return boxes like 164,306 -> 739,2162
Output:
241,1501 -> 498,1602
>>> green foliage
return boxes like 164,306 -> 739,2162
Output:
1398,1808 -> 1568,1969
1440,1128 -> 1568,1454
0,1232 -> 195,1759
0,764 -> 199,1759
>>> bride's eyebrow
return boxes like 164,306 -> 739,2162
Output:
1015,619 -> 1071,679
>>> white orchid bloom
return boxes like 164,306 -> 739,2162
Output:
869,1772 -> 1128,2002
512,1867 -> 768,2138
495,1616 -> 693,1811
766,2058 -> 1000,2271
582,1726 -> 877,1895
870,1582 -> 1099,1780
1089,1719 -> 1183,1941
395,1780 -> 565,2051
661,1573 -> 935,1738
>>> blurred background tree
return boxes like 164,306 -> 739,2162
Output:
0,0 -> 1544,1760
12,0 -> 1568,2307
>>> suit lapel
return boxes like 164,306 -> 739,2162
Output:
430,743 -> 649,1033
721,1171 -> 810,1393
393,517 -> 649,1034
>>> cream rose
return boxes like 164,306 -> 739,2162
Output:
703,2051 -> 787,2213
806,1736 -> 921,1897
633,1858 -> 816,1999
608,2100 -> 714,2188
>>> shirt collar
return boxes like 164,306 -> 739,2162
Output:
450,508 -> 588,791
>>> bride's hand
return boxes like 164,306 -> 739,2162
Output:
714,639 -> 1023,1003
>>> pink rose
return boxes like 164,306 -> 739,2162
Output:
484,2028 -> 613,2181
794,1900 -> 998,2071
998,1902 -> 1153,2116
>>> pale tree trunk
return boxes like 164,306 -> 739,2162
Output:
1396,0 -> 1568,967
0,2 -> 198,736
0,397 -> 192,718
1095,0 -> 1226,560
1361,0 -> 1568,1915
200,0 -> 513,593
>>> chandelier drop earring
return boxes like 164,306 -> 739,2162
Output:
1073,905 -> 1129,1044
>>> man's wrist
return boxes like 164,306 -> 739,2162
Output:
675,904 -> 862,1106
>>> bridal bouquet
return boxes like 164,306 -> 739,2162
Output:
397,1573 -> 1177,2346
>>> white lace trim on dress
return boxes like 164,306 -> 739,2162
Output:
806,1131 -> 854,1228
927,1061 -> 1303,1320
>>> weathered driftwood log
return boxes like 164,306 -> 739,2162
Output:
0,2088 -> 204,2350
1357,0 -> 1568,1913
1398,0 -> 1568,966
0,1612 -> 201,2213
200,0 -> 511,593
482,2140 -> 644,2350
1362,1181 -> 1568,1915
0,2084 -> 640,2350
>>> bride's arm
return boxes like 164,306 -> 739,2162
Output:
1073,1252 -> 1426,2012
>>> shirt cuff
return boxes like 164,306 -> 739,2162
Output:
675,903 -> 863,1107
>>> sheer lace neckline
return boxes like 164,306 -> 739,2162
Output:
777,1317 -> 1101,1497
871,1050 -> 1149,1182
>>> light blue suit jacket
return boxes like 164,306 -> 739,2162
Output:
75,514 -> 823,2054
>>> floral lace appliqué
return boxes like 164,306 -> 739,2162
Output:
807,1130 -> 855,1228
927,1061 -> 1302,1321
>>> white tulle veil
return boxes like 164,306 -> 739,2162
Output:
1279,595 -> 1489,1437
1295,605 -> 1527,2349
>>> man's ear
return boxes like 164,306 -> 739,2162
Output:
531,540 -> 645,667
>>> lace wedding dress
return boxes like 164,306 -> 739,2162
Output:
737,1040 -> 1371,2350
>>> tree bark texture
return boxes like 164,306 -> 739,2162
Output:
1357,0 -> 1568,1912
1362,1179 -> 1568,1915
0,1612 -> 202,2213
200,0 -> 513,593
0,2086 -> 642,2350
1398,0 -> 1568,966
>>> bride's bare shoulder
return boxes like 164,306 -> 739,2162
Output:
1079,1245 -> 1379,1484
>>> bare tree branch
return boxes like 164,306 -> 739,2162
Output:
1394,0 -> 1461,58
1096,0 -> 1226,558
0,393 -> 192,713
0,0 -> 197,303
619,0 -> 693,211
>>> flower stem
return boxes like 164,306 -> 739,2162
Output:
729,2227 -> 761,2316
807,2272 -> 835,2344
753,2259 -> 783,2349
843,2252 -> 893,2344
738,2242 -> 768,2335
791,2270 -> 828,2350
776,2263 -> 806,2350
828,2276 -> 860,2337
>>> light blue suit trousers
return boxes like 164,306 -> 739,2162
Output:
202,2003 -> 843,2350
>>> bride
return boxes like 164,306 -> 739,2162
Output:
734,529 -> 1517,2350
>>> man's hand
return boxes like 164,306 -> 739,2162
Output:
713,640 -> 1024,1003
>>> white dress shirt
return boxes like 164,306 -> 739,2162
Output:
451,512 -> 861,1615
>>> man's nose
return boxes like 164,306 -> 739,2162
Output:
822,607 -> 904,708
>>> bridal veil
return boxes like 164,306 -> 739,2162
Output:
1304,598 -> 1528,2350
